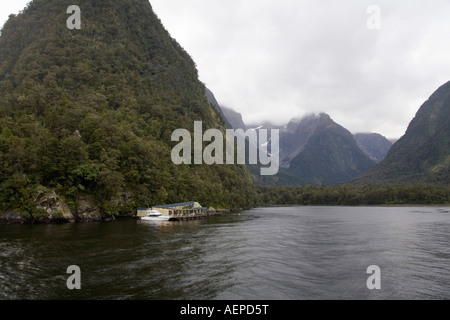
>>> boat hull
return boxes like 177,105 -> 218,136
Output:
141,216 -> 171,221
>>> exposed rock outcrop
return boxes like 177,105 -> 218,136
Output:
75,194 -> 103,222
0,210 -> 26,224
35,190 -> 75,223
0,190 -> 117,224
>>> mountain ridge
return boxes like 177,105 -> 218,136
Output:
287,114 -> 377,185
207,89 -> 385,185
354,80 -> 450,184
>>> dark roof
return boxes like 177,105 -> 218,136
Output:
153,201 -> 197,209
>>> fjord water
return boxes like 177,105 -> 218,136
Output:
1,206 -> 449,300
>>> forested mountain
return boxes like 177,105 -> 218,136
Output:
354,80 -> 450,184
0,0 -> 257,221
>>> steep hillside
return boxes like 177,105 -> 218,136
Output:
205,87 -> 232,129
355,80 -> 450,184
0,0 -> 256,221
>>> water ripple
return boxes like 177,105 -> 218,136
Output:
1,207 -> 449,299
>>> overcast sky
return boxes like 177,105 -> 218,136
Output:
2,1 -> 450,139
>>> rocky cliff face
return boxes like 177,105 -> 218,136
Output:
0,189 -> 115,224
35,189 -> 74,222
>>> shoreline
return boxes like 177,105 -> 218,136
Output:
0,207 -> 249,225
256,203 -> 450,208
2,204 -> 449,225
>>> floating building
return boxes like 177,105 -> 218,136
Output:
137,201 -> 209,220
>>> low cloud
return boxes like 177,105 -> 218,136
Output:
2,0 -> 450,139
152,0 -> 450,139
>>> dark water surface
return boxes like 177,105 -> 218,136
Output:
1,206 -> 449,300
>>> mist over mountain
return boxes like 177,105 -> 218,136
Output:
205,87 -> 233,129
209,89 -> 381,186
220,106 -> 248,131
279,114 -> 330,169
286,114 -> 377,185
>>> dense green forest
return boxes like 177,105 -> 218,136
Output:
0,0 -> 257,219
256,184 -> 450,207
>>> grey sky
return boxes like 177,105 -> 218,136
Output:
2,1 -> 450,139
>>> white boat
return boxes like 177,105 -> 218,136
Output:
141,210 -> 171,221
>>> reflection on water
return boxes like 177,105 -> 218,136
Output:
0,207 -> 449,300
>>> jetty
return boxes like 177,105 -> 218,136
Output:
136,201 -> 221,221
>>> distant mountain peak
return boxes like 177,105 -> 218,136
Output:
286,115 -> 377,185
